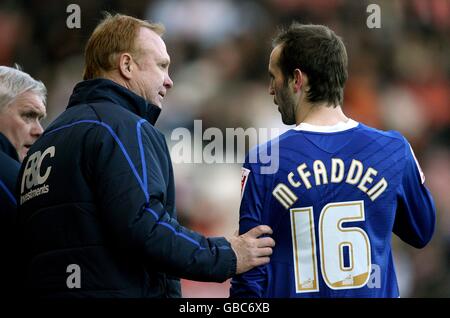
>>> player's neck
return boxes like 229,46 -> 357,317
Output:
296,102 -> 349,126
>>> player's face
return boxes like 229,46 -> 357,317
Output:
129,27 -> 173,109
268,45 -> 297,125
0,91 -> 46,162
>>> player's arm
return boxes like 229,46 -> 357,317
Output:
87,124 -> 236,282
393,140 -> 436,248
230,162 -> 269,298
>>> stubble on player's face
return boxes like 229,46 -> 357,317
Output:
269,44 -> 297,126
277,80 -> 297,125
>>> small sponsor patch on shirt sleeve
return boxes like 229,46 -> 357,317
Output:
240,167 -> 251,197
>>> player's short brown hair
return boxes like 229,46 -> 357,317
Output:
83,13 -> 165,80
273,23 -> 348,107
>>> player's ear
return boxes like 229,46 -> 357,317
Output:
118,53 -> 133,80
292,69 -> 303,93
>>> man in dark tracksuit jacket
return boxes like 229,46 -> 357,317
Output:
0,65 -> 46,297
16,14 -> 274,298
17,79 -> 236,297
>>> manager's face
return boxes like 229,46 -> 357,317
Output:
129,27 -> 174,109
0,90 -> 46,161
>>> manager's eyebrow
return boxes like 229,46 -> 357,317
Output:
22,105 -> 47,119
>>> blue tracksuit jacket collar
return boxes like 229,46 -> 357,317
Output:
0,132 -> 19,162
67,78 -> 161,125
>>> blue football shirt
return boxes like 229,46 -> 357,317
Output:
230,119 -> 436,298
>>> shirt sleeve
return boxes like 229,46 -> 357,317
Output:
230,160 -> 268,298
87,122 -> 236,282
393,139 -> 436,248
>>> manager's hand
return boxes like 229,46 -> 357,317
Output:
227,225 -> 275,275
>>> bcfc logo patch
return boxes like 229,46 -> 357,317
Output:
20,146 -> 55,204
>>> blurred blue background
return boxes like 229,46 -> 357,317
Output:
1,0 -> 448,297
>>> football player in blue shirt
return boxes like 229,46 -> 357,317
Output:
230,23 -> 436,298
